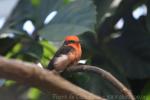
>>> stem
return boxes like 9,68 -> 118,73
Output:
67,65 -> 135,100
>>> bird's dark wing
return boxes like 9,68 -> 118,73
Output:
53,46 -> 74,57
47,46 -> 74,70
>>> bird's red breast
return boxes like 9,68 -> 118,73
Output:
48,36 -> 82,72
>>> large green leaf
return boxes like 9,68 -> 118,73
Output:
6,36 -> 43,62
40,24 -> 94,41
2,0 -> 33,32
39,40 -> 56,67
2,0 -> 96,41
79,32 -> 99,59
146,0 -> 150,32
0,37 -> 16,55
3,0 -> 62,31
39,0 -> 96,41
93,0 -> 114,24
108,11 -> 150,79
93,0 -> 150,79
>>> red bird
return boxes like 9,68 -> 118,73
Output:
48,36 -> 82,72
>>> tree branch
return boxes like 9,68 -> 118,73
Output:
0,56 -> 105,100
67,65 -> 135,100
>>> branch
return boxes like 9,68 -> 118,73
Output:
0,57 -> 105,100
67,65 -> 135,100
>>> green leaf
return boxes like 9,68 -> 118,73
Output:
31,0 -> 41,6
78,32 -> 99,58
4,80 -> 16,87
40,24 -> 94,41
27,88 -> 41,100
141,81 -> 150,100
0,37 -> 17,55
3,0 -> 62,32
6,36 -> 43,61
63,0 -> 76,4
94,0 -> 119,24
3,0 -> 96,40
39,0 -> 96,41
2,0 -> 33,32
107,12 -> 150,79
24,41 -> 43,60
6,42 -> 22,58
39,39 -> 56,66
146,1 -> 150,32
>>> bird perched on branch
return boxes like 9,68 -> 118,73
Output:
48,36 -> 82,72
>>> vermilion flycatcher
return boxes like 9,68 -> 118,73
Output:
48,36 -> 82,72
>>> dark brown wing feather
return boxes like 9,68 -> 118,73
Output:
48,46 -> 74,70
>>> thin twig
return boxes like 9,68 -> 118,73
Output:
67,65 -> 135,100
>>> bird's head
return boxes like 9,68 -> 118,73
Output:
64,36 -> 80,46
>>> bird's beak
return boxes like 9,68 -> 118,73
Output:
78,40 -> 83,44
78,40 -> 84,44
77,40 -> 81,43
78,41 -> 81,43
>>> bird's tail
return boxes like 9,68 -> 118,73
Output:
47,62 -> 54,70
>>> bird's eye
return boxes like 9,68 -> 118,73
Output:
64,40 -> 76,45
68,40 -> 75,43
64,40 -> 79,45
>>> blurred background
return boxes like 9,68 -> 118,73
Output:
0,0 -> 150,100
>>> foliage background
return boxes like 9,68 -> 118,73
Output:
0,0 -> 150,100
